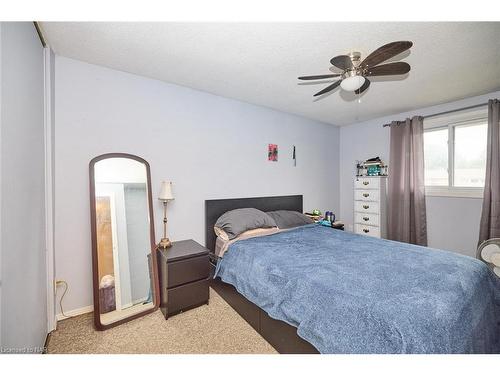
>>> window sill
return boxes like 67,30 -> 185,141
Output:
425,186 -> 484,199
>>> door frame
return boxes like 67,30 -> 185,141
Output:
44,47 -> 56,333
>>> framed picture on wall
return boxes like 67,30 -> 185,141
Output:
268,144 -> 278,161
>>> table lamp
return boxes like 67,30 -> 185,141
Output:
158,181 -> 174,249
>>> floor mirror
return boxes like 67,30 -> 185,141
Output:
89,153 -> 159,330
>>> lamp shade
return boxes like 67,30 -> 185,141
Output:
158,181 -> 174,201
340,75 -> 365,91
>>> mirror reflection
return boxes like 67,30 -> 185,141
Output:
93,157 -> 155,326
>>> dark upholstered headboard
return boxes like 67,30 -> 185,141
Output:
204,195 -> 303,253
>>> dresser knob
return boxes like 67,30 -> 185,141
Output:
363,193 -> 370,197
363,229 -> 370,233
363,205 -> 369,209
363,217 -> 369,221
363,181 -> 369,185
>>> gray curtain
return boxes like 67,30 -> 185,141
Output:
387,116 -> 427,246
478,99 -> 500,246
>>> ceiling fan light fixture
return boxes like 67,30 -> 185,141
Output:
298,41 -> 412,98
340,75 -> 365,92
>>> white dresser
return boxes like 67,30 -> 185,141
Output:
353,176 -> 387,238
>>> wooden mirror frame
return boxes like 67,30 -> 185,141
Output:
89,153 -> 160,330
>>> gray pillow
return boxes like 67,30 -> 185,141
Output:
266,210 -> 313,229
215,208 -> 277,240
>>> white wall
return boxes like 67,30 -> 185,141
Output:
0,22 -> 46,350
340,90 -> 500,258
54,56 -> 340,314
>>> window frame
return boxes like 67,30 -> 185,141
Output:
423,107 -> 487,199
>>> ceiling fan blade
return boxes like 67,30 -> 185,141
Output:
298,74 -> 341,80
360,41 -> 413,69
355,78 -> 370,94
313,80 -> 341,97
330,55 -> 353,70
365,62 -> 411,76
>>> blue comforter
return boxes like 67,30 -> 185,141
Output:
214,224 -> 500,353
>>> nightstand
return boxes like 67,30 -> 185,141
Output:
317,219 -> 344,231
320,223 -> 344,230
157,239 -> 210,319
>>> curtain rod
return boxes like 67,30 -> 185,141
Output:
382,102 -> 488,127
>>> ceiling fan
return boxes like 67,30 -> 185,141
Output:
298,41 -> 413,97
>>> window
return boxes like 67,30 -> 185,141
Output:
453,123 -> 487,187
423,107 -> 487,198
424,128 -> 448,186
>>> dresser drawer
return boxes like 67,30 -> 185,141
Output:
167,277 -> 209,316
354,212 -> 380,226
354,178 -> 380,190
354,189 -> 380,202
354,200 -> 380,214
167,254 -> 209,288
355,224 -> 380,238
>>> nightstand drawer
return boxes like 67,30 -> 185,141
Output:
355,212 -> 380,226
354,190 -> 380,202
354,178 -> 380,190
355,224 -> 380,238
354,200 -> 380,213
167,277 -> 209,316
168,255 -> 209,288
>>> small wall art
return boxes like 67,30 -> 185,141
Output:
268,144 -> 278,161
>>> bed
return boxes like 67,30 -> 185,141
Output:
206,195 -> 500,354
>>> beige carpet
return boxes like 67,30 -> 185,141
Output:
47,288 -> 277,354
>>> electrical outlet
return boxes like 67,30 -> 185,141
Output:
54,280 -> 65,294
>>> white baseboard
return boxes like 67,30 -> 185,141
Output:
56,305 -> 93,321
55,300 -> 147,322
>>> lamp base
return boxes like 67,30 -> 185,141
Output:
158,237 -> 172,249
